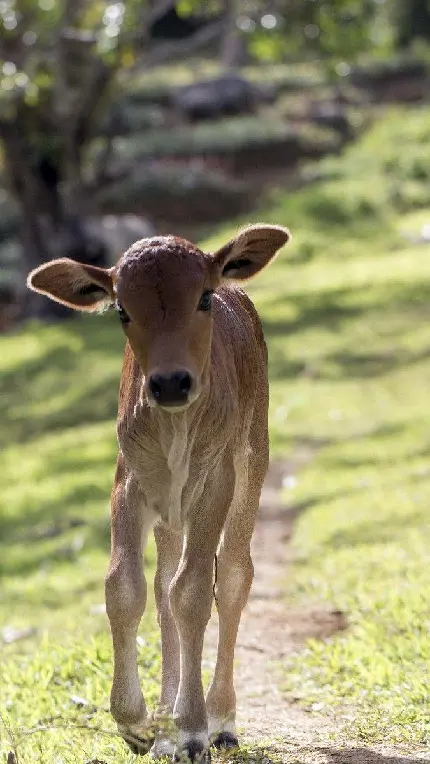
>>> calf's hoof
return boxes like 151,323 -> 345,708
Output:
150,737 -> 175,759
174,740 -> 211,763
212,731 -> 239,750
118,723 -> 154,756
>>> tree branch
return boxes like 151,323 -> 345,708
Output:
73,11 -> 224,126
144,0 -> 179,27
141,18 -> 224,69
61,0 -> 86,27
73,56 -> 112,131
88,102 -> 123,191
0,119 -> 52,271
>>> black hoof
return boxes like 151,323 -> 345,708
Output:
212,731 -> 239,750
174,741 -> 211,762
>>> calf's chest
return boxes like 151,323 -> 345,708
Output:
119,413 -> 226,531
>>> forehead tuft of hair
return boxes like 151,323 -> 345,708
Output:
116,236 -> 204,275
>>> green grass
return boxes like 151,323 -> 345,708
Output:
263,223 -> 430,745
124,60 -> 325,104
102,115 -> 339,164
2,106 -> 430,760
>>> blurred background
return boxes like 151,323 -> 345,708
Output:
2,2 -> 430,762
1,0 -> 429,322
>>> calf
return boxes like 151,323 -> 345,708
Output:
27,224 -> 290,762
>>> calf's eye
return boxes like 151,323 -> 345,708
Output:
115,300 -> 130,324
197,290 -> 213,311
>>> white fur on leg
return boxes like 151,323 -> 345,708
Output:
150,737 -> 176,759
150,709 -> 177,759
207,717 -> 237,739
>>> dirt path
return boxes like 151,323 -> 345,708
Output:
203,462 -> 429,764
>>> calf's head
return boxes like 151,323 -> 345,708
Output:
27,224 -> 290,411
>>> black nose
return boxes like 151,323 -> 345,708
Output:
149,370 -> 192,407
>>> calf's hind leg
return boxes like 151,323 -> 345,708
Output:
105,458 -> 155,754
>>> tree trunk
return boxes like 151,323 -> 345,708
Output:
1,118 -> 108,320
220,0 -> 247,68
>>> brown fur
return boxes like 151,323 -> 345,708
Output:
27,224 -> 290,763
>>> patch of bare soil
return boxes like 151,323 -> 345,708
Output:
203,461 -> 429,764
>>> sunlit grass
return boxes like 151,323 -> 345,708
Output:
125,59 -> 324,101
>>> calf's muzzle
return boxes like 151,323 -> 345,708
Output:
148,370 -> 193,408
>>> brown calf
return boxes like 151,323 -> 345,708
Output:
27,224 -> 290,763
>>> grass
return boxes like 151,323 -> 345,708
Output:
124,60 -> 325,105
102,116 -> 339,165
2,105 -> 430,760
264,218 -> 430,745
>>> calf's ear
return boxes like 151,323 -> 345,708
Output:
211,224 -> 290,281
27,258 -> 114,312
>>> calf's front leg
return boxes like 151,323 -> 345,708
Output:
150,522 -> 182,759
169,471 -> 235,763
105,457 -> 154,754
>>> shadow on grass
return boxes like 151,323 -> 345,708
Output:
319,746 -> 428,764
230,742 -> 430,764
0,314 -> 124,448
1,483 -> 106,537
224,743 -> 429,763
1,488 -> 112,578
263,280 -> 430,381
0,315 -> 123,582
2,377 -> 119,446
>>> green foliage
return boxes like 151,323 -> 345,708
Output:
0,0 -> 400,116
233,0 -> 394,69
0,1 -> 135,112
177,0 -> 220,17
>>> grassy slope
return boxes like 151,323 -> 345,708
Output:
2,106 -> 430,760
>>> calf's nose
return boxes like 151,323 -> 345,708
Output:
149,370 -> 192,407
